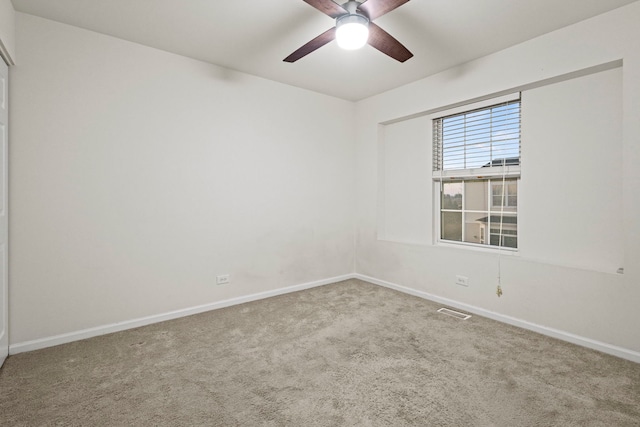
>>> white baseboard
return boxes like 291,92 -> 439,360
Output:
10,272 -> 640,364
354,274 -> 640,364
9,274 -> 356,355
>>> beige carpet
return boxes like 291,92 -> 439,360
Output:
1,279 -> 639,426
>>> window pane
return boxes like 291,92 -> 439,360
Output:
503,235 -> 518,248
488,214 -> 517,248
491,182 -> 505,204
488,214 -> 517,228
439,178 -> 517,250
465,180 -> 488,211
433,100 -> 520,172
466,148 -> 492,169
442,212 -> 462,241
490,179 -> 517,211
442,182 -> 463,210
490,233 -> 518,248
507,181 -> 517,208
464,212 -> 489,245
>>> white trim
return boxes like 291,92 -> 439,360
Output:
433,168 -> 521,180
354,273 -> 640,364
10,272 -> 639,364
9,274 -> 357,355
435,240 -> 518,255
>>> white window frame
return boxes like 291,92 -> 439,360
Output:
432,93 -> 521,252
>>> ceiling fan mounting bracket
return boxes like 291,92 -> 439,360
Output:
342,0 -> 361,16
337,1 -> 369,24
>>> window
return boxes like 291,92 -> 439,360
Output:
433,96 -> 521,250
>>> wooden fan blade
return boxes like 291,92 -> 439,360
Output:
303,0 -> 347,18
284,27 -> 336,62
358,0 -> 410,21
367,22 -> 413,62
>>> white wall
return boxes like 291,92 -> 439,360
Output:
355,2 -> 640,354
0,0 -> 15,64
9,13 -> 355,345
378,117 -> 432,245
520,68 -> 623,273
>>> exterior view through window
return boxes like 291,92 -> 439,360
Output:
433,98 -> 521,249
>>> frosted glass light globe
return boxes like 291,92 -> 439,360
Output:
336,15 -> 369,50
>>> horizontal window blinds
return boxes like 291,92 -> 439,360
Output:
433,99 -> 521,176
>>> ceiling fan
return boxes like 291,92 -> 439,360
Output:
284,0 -> 413,63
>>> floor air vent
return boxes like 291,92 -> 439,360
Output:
437,308 -> 471,320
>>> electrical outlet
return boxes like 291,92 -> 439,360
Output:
455,275 -> 469,287
216,274 -> 230,285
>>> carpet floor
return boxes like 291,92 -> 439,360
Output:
0,279 -> 639,426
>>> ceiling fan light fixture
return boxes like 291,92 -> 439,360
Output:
335,14 -> 369,50
284,0 -> 412,63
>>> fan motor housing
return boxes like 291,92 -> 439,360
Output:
336,13 -> 369,28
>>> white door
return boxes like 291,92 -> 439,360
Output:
0,58 -> 8,366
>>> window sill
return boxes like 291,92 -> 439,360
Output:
436,240 -> 519,256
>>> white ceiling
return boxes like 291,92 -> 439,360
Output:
11,0 -> 638,101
